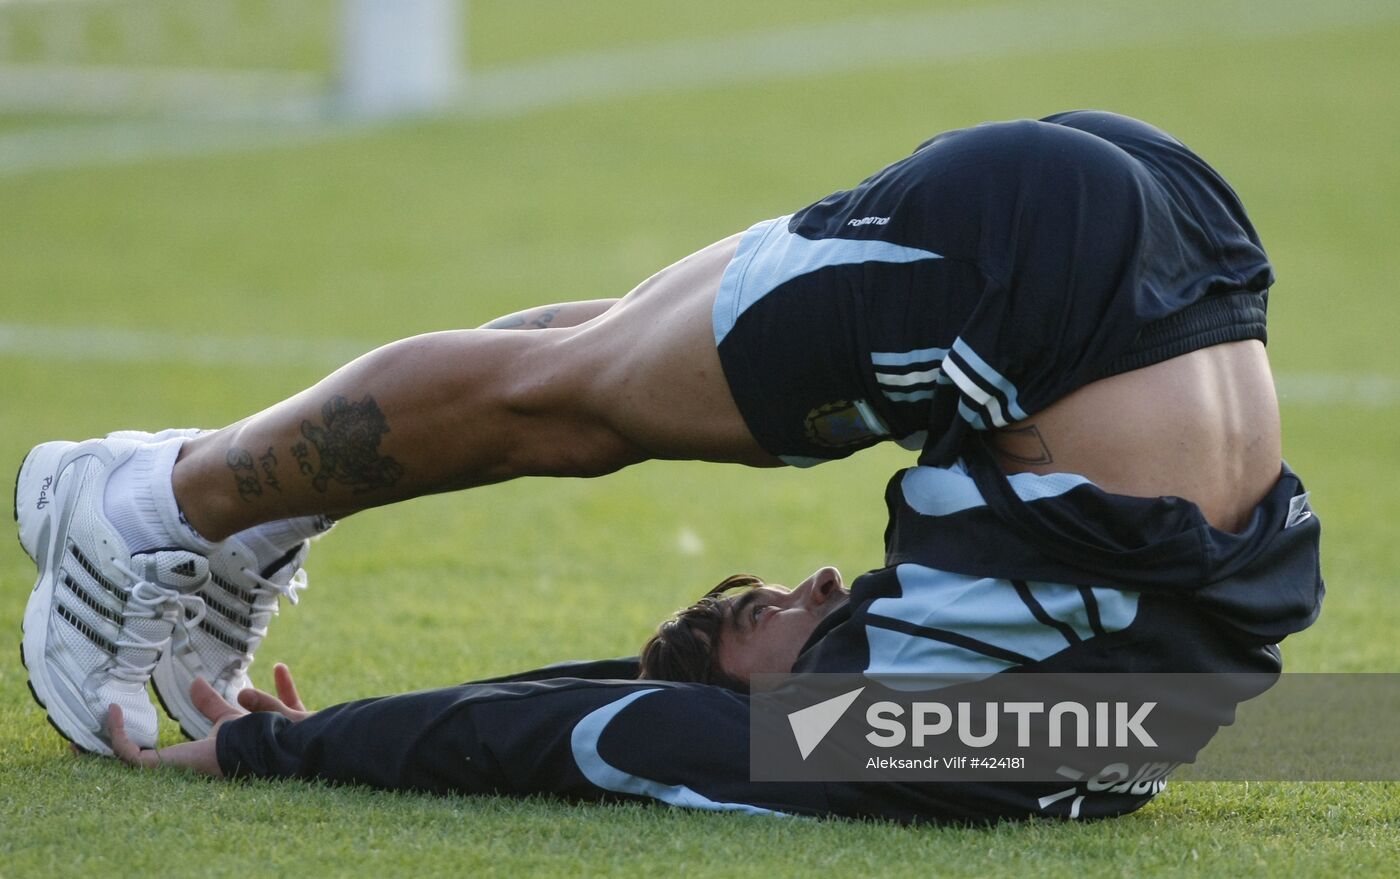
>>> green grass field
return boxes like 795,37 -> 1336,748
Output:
2,1 -> 1398,875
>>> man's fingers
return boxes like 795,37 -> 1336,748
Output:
237,686 -> 293,717
273,663 -> 307,712
106,704 -> 158,769
191,677 -> 244,726
234,666 -> 311,722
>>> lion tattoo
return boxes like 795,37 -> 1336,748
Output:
300,395 -> 404,494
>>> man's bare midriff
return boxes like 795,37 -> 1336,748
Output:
988,340 -> 1281,533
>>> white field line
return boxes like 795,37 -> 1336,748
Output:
456,0 -> 1400,119
0,322 -> 1394,407
1,0 -> 1399,175
0,64 -> 325,116
1273,373 -> 1400,408
0,321 -> 368,369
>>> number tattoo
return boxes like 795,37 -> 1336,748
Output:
226,447 -> 262,501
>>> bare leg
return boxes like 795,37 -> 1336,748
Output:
478,299 -> 619,331
174,235 -> 777,542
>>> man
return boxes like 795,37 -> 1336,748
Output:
16,110 -> 1322,816
103,523 -> 1314,823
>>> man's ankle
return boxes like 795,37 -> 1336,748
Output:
105,437 -> 216,554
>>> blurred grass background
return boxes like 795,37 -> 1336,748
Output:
1,1 -> 1397,875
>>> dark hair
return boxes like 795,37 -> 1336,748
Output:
638,574 -> 764,693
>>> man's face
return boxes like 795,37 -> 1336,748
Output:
715,567 -> 849,684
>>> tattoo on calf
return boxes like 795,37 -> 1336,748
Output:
228,446 -> 289,500
258,447 -> 281,493
528,307 -> 560,329
485,306 -> 561,331
992,424 -> 1054,466
298,394 -> 405,494
484,315 -> 526,329
291,441 -> 315,476
226,448 -> 263,501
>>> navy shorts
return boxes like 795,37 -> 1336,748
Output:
712,111 -> 1271,467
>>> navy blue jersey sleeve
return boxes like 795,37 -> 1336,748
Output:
214,675 -> 1157,823
214,678 -> 821,813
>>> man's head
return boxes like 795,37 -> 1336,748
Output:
639,567 -> 848,692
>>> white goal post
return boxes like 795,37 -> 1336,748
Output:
340,0 -> 461,116
0,0 -> 464,118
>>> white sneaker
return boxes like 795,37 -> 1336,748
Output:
16,439 -> 210,755
152,530 -> 324,740
109,427 -> 332,738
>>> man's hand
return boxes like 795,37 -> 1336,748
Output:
107,662 -> 314,776
235,662 -> 313,723
108,703 -> 222,775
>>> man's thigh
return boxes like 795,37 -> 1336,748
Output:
552,233 -> 782,466
548,226 -> 961,469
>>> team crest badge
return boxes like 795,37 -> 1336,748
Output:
803,400 -> 877,448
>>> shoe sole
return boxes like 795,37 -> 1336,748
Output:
17,442 -> 116,756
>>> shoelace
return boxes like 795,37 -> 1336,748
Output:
109,561 -> 207,684
242,566 -> 308,608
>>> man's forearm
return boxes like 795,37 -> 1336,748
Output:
214,681 -> 636,796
